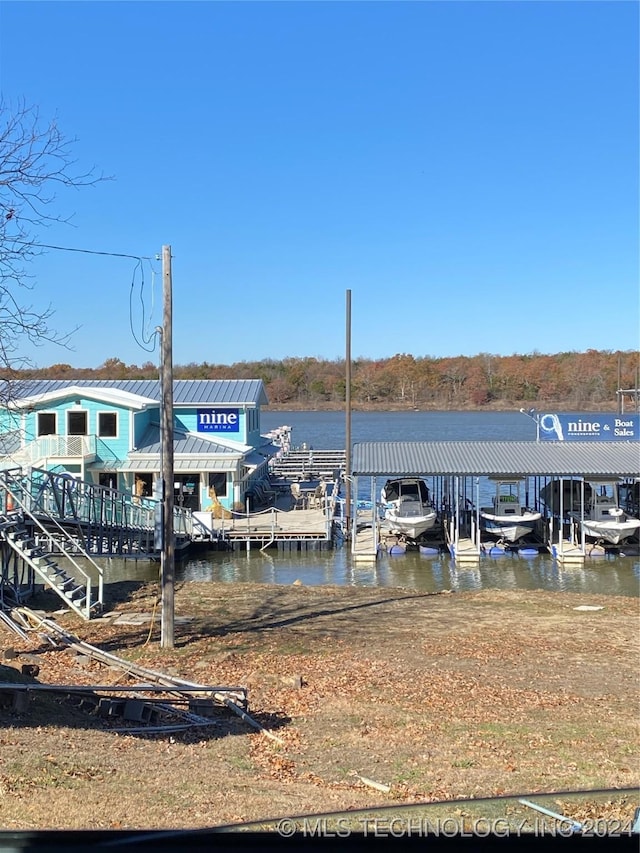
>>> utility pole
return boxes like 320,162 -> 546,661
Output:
345,289 -> 352,534
160,245 -> 175,648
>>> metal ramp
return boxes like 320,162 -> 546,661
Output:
0,466 -> 191,559
0,466 -> 156,620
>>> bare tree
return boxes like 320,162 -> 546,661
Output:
0,98 -> 105,389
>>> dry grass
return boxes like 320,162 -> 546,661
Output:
0,582 -> 637,829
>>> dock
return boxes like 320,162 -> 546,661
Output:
349,440 -> 640,563
217,504 -> 334,551
192,476 -> 343,552
198,438 -> 640,558
269,448 -> 346,482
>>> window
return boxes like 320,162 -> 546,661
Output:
208,472 -> 227,498
37,413 -> 56,436
174,474 -> 199,510
98,412 -> 117,437
67,411 -> 88,435
99,472 -> 118,490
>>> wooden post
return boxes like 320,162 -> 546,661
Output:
161,245 -> 175,649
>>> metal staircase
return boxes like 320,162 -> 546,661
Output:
0,508 -> 103,620
0,466 -> 192,619
0,468 -> 108,619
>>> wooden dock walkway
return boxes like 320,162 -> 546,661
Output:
192,481 -> 341,551
215,504 -> 334,550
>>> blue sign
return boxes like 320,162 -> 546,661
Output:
197,408 -> 240,433
538,413 -> 639,441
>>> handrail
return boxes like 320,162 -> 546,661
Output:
21,434 -> 98,463
0,466 -> 192,544
1,472 -> 102,619
26,468 -> 157,531
0,467 -> 196,617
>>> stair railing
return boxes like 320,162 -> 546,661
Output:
0,470 -> 103,618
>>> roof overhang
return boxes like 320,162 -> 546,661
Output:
9,385 -> 156,411
117,458 -> 239,472
242,450 -> 271,469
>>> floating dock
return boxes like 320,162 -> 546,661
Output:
269,449 -> 346,482
192,477 -> 342,552
194,438 -> 639,557
218,503 -> 335,551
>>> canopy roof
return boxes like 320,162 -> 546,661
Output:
351,441 -> 640,479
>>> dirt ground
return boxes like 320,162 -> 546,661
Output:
0,580 -> 638,830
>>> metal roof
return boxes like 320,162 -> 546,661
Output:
134,426 -> 243,456
352,441 -> 640,478
118,458 -> 233,472
1,379 -> 268,407
120,427 -> 274,472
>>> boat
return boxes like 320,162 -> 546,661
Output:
480,479 -> 542,543
538,478 -> 592,517
380,478 -> 437,540
567,481 -> 640,546
620,479 -> 640,517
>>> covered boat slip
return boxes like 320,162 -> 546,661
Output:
350,441 -> 640,562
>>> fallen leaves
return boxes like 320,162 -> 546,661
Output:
0,583 -> 636,829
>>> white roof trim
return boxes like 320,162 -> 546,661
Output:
191,433 -> 251,453
10,385 -> 156,411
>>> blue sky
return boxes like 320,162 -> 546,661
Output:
1,1 -> 638,369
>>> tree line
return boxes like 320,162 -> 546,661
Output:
14,349 -> 640,411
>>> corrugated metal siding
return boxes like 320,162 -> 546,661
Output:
352,441 -> 640,477
2,379 -> 268,406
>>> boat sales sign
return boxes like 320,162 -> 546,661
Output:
197,408 -> 240,433
538,413 -> 640,441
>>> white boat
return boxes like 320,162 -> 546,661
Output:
568,481 -> 640,546
381,478 -> 437,540
480,479 -> 542,543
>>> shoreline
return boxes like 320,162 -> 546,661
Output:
262,402 -> 626,413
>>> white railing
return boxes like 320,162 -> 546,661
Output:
23,434 -> 97,463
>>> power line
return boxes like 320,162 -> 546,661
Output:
129,259 -> 159,353
13,239 -> 156,262
11,239 -> 161,356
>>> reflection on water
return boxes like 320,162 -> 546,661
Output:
99,548 -> 640,597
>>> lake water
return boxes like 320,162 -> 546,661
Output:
262,409 -> 538,447
105,411 -> 640,597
